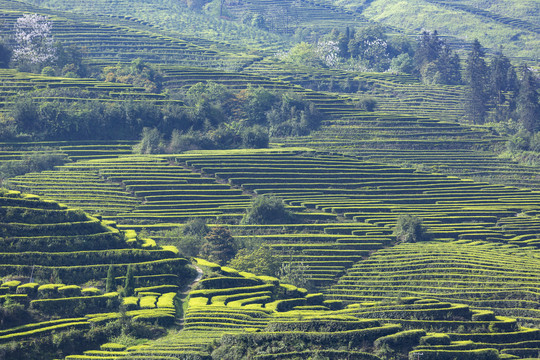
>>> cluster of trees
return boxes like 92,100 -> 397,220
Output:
0,93 -> 186,141
0,79 -> 322,145
0,152 -> 65,181
393,215 -> 430,243
0,14 -> 87,76
464,40 -> 539,146
102,59 -> 163,93
132,83 -> 321,153
280,26 -> 460,80
161,196 -> 312,289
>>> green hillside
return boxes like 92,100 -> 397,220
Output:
330,0 -> 539,59
0,0 -> 538,358
0,189 -> 195,358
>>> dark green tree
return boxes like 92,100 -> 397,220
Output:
132,127 -> 164,154
393,215 -> 430,243
105,265 -> 115,293
413,30 -> 443,72
517,64 -> 540,133
414,30 -> 461,84
0,42 -> 12,68
242,85 -> 278,125
464,39 -> 489,124
489,50 -> 513,105
200,226 -> 237,265
241,195 -> 295,225
124,264 -> 135,297
183,218 -> 210,237
228,245 -> 282,277
434,45 -> 461,85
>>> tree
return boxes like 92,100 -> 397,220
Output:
413,30 -> 460,84
132,127 -> 164,154
278,262 -> 313,290
199,226 -> 236,265
348,25 -> 390,71
241,125 -> 269,148
433,45 -> 461,85
414,30 -> 443,71
241,195 -> 295,225
228,245 -> 281,277
124,265 -> 135,296
393,215 -> 430,243
516,65 -> 540,133
489,50 -> 513,105
183,218 -> 210,237
12,14 -> 56,72
0,42 -> 12,68
105,265 -> 115,293
464,39 -> 489,124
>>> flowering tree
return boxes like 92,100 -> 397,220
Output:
315,40 -> 339,68
12,14 -> 56,71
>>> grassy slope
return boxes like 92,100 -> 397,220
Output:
331,0 -> 539,60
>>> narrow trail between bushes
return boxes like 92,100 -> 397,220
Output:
175,264 -> 203,328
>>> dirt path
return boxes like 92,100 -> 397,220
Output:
176,264 -> 204,327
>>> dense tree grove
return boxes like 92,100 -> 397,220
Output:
0,79 -> 320,150
461,39 -> 539,146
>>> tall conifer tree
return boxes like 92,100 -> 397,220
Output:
517,64 -> 540,133
465,39 -> 489,124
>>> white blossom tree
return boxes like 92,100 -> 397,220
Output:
12,14 -> 56,71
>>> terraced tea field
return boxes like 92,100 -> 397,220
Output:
0,0 -> 538,358
0,0 -> 255,68
0,188 -> 194,356
68,257 -> 540,360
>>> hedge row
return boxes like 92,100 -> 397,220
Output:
219,324 -> 402,348
30,293 -> 120,316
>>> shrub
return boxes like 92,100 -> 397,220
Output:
228,245 -> 281,277
241,195 -> 295,225
199,227 -> 237,265
374,329 -> 426,350
132,127 -> 164,154
241,125 -> 269,148
58,285 -> 82,297
355,96 -> 378,112
393,215 -> 430,242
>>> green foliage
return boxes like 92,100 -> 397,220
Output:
2,95 -> 177,141
41,66 -> 55,76
241,125 -> 269,148
517,65 -> 540,133
0,152 -> 65,180
0,295 -> 31,329
393,215 -> 429,243
200,226 -> 237,265
277,262 -> 313,291
103,59 -> 163,92
0,42 -> 12,68
374,329 -> 426,353
158,220 -> 209,257
132,127 -> 165,154
228,245 -> 282,277
465,39 -> 489,124
354,96 -> 378,112
124,265 -> 135,297
106,265 -> 115,293
241,195 -> 295,225
279,42 -> 324,68
414,31 -> 461,85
